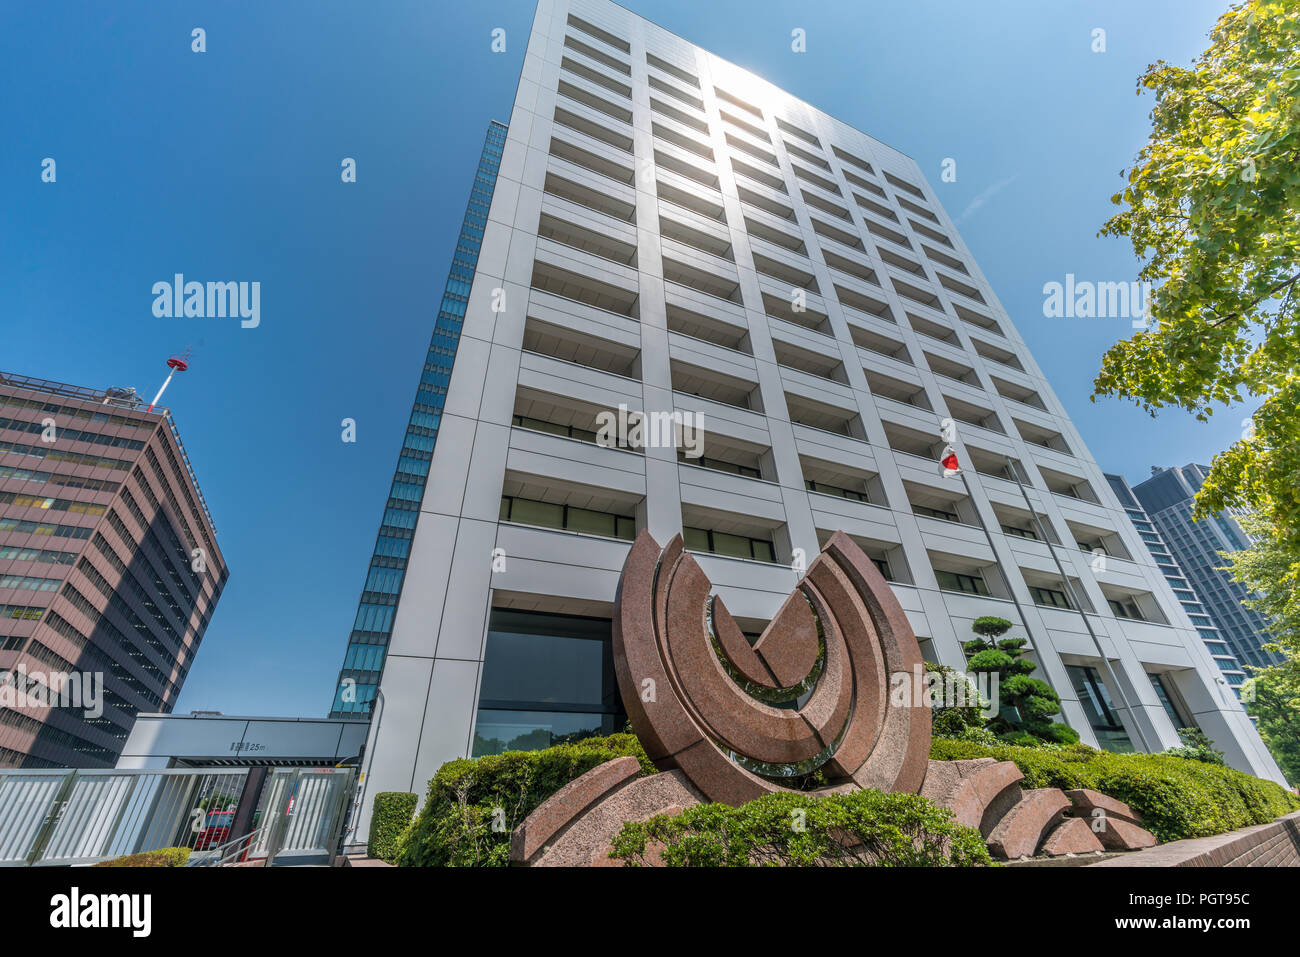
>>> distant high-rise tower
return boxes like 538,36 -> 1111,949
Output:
1106,473 -> 1248,699
0,372 -> 227,767
1131,464 -> 1279,673
340,0 -> 1285,830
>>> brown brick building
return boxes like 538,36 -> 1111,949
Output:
0,372 -> 227,767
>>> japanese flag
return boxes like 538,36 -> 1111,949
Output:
940,445 -> 960,478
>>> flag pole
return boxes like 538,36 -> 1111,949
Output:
1002,455 -> 1154,753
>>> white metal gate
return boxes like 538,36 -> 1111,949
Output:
0,766 -> 355,866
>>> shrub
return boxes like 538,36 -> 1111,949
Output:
93,847 -> 190,868
1041,723 -> 1081,745
609,789 -> 992,867
368,791 -> 418,863
1163,727 -> 1227,766
398,732 -> 654,866
950,724 -> 999,746
930,738 -> 1300,843
997,731 -> 1043,748
925,659 -> 993,744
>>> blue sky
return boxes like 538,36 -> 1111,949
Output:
0,0 -> 1240,716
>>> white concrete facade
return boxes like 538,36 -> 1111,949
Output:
357,0 -> 1284,826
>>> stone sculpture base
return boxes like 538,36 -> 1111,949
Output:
510,757 -> 1158,866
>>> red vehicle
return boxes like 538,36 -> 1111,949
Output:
194,810 -> 235,850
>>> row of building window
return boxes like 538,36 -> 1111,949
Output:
493,492 -> 1157,620
0,396 -> 152,432
121,477 -> 216,616
0,491 -> 106,516
0,707 -> 117,765
0,545 -> 76,565
0,415 -> 145,452
682,526 -> 776,563
93,529 -> 194,644
0,438 -> 131,472
499,495 -> 636,541
0,602 -> 45,621
805,479 -> 869,502
40,608 -> 167,711
0,574 -> 61,592
142,445 -> 217,561
0,517 -> 92,539
0,745 -> 59,768
73,555 -> 185,669
0,464 -> 119,494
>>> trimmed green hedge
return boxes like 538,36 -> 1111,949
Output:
930,738 -> 1300,843
93,846 -> 190,868
398,733 -> 654,867
368,791 -> 418,863
610,789 -> 992,867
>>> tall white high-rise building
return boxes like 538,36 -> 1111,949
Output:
349,0 -> 1284,826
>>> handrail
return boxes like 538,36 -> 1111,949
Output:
188,826 -> 265,867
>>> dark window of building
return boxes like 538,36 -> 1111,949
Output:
512,414 -> 600,444
806,479 -> 868,502
914,504 -> 959,523
935,569 -> 988,595
684,453 -> 761,479
1029,585 -> 1072,609
499,496 -> 635,540
473,609 -> 625,756
682,526 -> 776,563
1107,597 -> 1144,620
1000,524 -> 1038,540
1148,672 -> 1195,731
1065,664 -> 1134,753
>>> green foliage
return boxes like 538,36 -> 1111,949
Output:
92,847 -> 190,868
930,738 -> 1300,843
924,660 -> 991,742
1223,512 -> 1300,787
1092,2 -> 1300,556
368,791 -> 418,863
1243,674 -> 1300,786
950,724 -> 999,746
964,624 -> 1067,744
609,789 -> 992,867
398,733 -> 654,867
966,649 -> 1015,673
1162,727 -> 1228,766
971,616 -> 1014,638
1041,723 -> 1082,745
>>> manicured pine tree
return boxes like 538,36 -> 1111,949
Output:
963,616 -> 1079,745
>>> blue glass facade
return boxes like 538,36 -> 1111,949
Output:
1129,466 -> 1279,678
330,121 -> 508,717
1105,472 -> 1249,697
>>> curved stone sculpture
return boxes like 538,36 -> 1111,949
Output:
510,529 -> 1161,865
611,529 -> 931,804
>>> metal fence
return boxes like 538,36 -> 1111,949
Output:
0,766 -> 355,867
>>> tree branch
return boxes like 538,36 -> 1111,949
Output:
1205,271 -> 1300,328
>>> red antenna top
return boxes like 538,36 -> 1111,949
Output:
148,349 -> 194,412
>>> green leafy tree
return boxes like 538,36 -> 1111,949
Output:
1221,511 -> 1300,785
963,617 -> 1079,745
1242,675 -> 1300,786
1093,2 -> 1300,558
